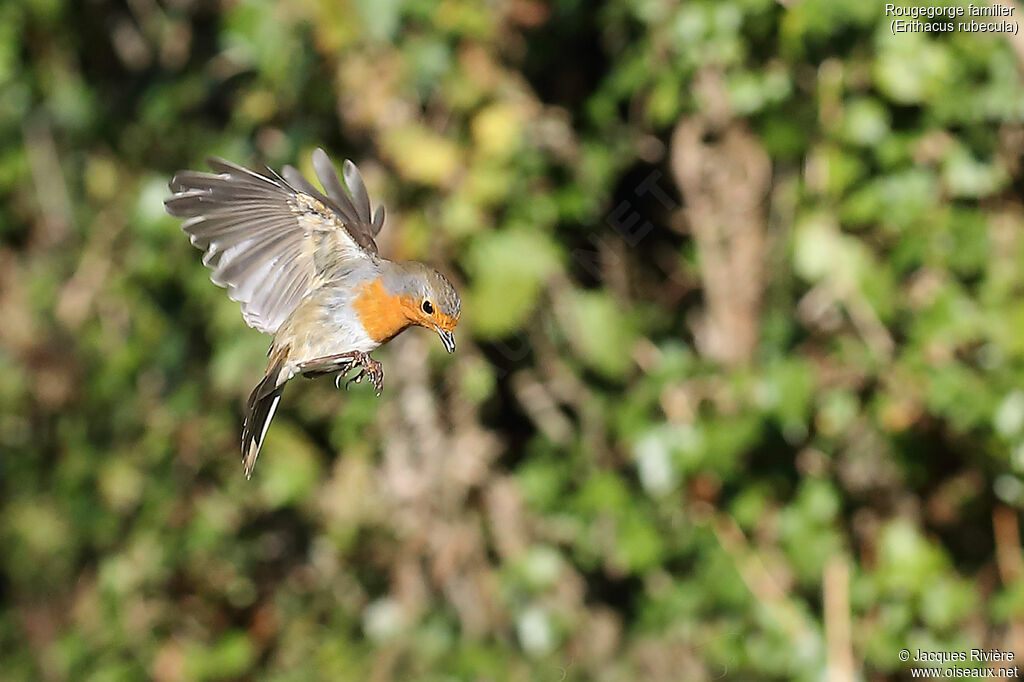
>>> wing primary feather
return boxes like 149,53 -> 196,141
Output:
282,165 -> 325,199
205,158 -> 285,192
342,160 -> 372,223
264,165 -> 298,193
311,148 -> 362,227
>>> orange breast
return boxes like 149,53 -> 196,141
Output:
352,278 -> 414,344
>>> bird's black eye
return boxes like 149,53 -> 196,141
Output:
421,300 -> 434,315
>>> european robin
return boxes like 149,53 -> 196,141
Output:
165,149 -> 461,478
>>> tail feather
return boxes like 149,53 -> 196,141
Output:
241,360 -> 287,479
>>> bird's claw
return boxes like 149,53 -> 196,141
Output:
334,352 -> 383,396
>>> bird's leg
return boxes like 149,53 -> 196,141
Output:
296,351 -> 383,395
297,352 -> 360,377
343,352 -> 384,396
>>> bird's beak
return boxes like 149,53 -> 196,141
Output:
436,327 -> 456,353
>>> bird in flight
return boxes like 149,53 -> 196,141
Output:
165,149 -> 461,478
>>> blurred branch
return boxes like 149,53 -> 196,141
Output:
380,334 -> 502,636
511,370 -> 573,445
823,556 -> 855,682
993,506 -> 1024,669
23,120 -> 73,249
56,210 -> 122,330
15,602 -> 61,682
712,513 -> 819,654
836,282 -> 895,361
998,2 -> 1024,72
0,251 -> 39,355
994,504 -> 1023,581
670,71 -> 770,367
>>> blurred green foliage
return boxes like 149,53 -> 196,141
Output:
2,0 -> 1024,680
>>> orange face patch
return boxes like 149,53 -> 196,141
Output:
434,312 -> 459,332
406,303 -> 459,331
352,278 -> 417,344
352,277 -> 459,343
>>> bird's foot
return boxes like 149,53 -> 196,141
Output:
297,352 -> 383,396
343,352 -> 383,396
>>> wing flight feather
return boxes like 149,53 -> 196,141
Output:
165,149 -> 386,334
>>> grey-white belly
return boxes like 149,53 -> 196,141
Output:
274,288 -> 381,369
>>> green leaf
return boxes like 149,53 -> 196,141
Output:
463,230 -> 561,338
562,290 -> 637,380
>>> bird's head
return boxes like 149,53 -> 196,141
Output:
393,262 -> 461,352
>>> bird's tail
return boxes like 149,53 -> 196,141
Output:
241,356 -> 287,479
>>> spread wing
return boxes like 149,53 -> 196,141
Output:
164,148 -> 387,334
